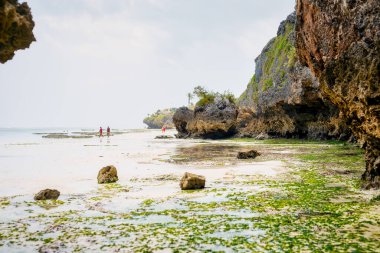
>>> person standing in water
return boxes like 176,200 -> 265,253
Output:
107,126 -> 110,137
99,127 -> 103,137
162,126 -> 166,134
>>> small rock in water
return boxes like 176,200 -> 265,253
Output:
237,150 -> 261,159
34,189 -> 60,200
155,135 -> 173,139
180,172 -> 206,190
97,165 -> 118,184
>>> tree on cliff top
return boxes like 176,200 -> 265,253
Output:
191,86 -> 236,107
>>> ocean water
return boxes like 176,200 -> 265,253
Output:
0,128 -> 284,197
0,128 -> 184,196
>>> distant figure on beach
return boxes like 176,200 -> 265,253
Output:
99,127 -> 103,137
107,126 -> 110,137
162,126 -> 166,134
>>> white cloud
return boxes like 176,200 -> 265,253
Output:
39,12 -> 169,62
0,0 -> 295,128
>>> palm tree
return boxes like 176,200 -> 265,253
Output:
187,92 -> 194,106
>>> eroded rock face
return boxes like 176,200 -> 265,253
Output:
295,0 -> 380,188
0,0 -> 35,63
188,96 -> 238,139
173,96 -> 238,139
238,12 -> 348,140
97,165 -> 118,184
34,189 -> 60,200
173,107 -> 194,138
179,172 -> 205,190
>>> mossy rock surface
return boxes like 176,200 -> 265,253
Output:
97,165 -> 118,184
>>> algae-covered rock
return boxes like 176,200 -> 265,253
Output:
0,0 -> 35,63
237,150 -> 261,159
34,189 -> 60,200
97,165 -> 118,184
180,172 -> 205,190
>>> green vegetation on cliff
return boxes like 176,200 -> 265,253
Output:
238,19 -> 298,107
192,86 -> 236,107
238,74 -> 259,105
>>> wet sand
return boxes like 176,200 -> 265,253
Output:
0,129 -> 379,252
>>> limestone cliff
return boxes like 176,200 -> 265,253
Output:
295,0 -> 380,188
143,108 -> 176,129
0,0 -> 35,63
238,13 -> 347,139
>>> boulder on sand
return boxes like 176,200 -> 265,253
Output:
97,165 -> 118,184
34,189 -> 60,200
237,150 -> 261,159
180,172 -> 206,190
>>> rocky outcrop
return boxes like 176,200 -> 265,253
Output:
173,96 -> 238,139
295,0 -> 380,188
237,150 -> 261,159
34,189 -> 60,200
97,165 -> 118,184
143,108 -> 176,129
238,12 -> 349,140
180,172 -> 206,190
172,107 -> 194,138
0,0 -> 35,63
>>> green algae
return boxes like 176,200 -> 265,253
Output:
0,141 -> 379,252
0,198 -> 10,207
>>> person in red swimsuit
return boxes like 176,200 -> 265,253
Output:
107,126 -> 110,137
99,127 -> 103,137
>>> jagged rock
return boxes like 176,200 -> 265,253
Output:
173,107 -> 194,138
97,165 -> 118,184
34,189 -> 60,200
0,0 -> 35,63
174,96 -> 238,139
237,150 -> 261,159
237,12 -> 348,140
180,172 -> 206,190
295,0 -> 380,188
143,108 -> 176,129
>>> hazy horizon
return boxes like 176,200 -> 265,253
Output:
0,0 -> 295,128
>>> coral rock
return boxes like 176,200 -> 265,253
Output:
295,0 -> 380,188
174,96 -> 238,139
34,189 -> 60,200
237,150 -> 261,159
0,0 -> 35,63
97,165 -> 118,184
180,172 -> 205,190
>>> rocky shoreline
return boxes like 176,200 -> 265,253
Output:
172,5 -> 379,190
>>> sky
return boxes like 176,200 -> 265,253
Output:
0,0 -> 295,128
